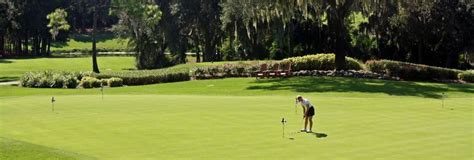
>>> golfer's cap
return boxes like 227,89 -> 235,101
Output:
296,95 -> 302,99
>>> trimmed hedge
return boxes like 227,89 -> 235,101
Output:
96,69 -> 190,86
192,63 -> 260,79
281,54 -> 364,71
79,77 -> 102,88
21,69 -> 190,88
458,71 -> 474,83
20,71 -> 90,88
366,60 -> 463,81
107,77 -> 123,87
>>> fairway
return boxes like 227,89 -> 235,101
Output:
0,57 -> 135,82
1,78 -> 473,159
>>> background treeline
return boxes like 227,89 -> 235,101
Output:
1,0 -> 473,70
0,0 -> 116,57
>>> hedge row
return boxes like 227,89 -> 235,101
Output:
281,54 -> 364,71
19,71 -> 126,88
458,71 -> 474,83
96,69 -> 190,86
20,71 -> 91,88
78,76 -> 123,88
193,63 -> 259,79
365,60 -> 463,81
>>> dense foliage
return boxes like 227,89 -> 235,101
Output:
281,54 -> 364,71
458,71 -> 474,83
1,0 -> 472,70
366,60 -> 463,81
20,71 -> 88,88
96,70 -> 190,86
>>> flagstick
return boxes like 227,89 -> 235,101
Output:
51,97 -> 55,112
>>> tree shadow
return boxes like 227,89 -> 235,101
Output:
69,32 -> 116,43
247,77 -> 474,99
51,32 -> 118,48
51,41 -> 68,48
0,59 -> 13,63
0,76 -> 19,82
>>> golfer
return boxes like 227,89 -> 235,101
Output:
296,95 -> 315,133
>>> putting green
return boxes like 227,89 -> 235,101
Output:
1,93 -> 472,159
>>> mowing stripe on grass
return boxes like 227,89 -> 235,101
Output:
1,95 -> 472,159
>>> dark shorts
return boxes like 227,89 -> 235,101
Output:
306,106 -> 315,117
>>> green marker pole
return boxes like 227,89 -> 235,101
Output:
51,97 -> 55,112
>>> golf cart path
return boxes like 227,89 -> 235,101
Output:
0,81 -> 19,86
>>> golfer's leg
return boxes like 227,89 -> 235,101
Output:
308,116 -> 313,131
304,117 -> 308,130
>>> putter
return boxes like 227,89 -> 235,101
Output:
281,118 -> 287,138
51,96 -> 56,112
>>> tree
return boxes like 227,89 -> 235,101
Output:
111,0 -> 165,69
230,0 -> 418,70
47,8 -> 71,40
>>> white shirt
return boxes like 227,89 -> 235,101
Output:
300,98 -> 313,109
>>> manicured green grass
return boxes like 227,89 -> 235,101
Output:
1,77 -> 473,159
51,33 -> 130,53
0,138 -> 94,160
0,57 -> 136,82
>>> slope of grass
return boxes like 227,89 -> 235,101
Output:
51,33 -> 129,53
0,57 -> 135,82
0,138 -> 95,160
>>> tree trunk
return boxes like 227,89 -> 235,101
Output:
15,37 -> 22,55
23,31 -> 28,55
328,0 -> 353,70
417,44 -> 423,64
32,35 -> 39,56
0,35 -> 4,56
203,40 -> 215,62
41,37 -> 48,56
47,39 -> 51,55
195,38 -> 201,63
92,6 -> 100,73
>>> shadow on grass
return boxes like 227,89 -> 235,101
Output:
247,77 -> 474,99
312,132 -> 328,138
0,137 -> 97,160
0,76 -> 19,82
50,32 -> 119,48
0,59 -> 13,63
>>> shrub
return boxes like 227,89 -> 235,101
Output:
366,60 -> 463,81
281,54 -> 364,71
192,63 -> 260,79
107,77 -> 123,87
20,71 -> 80,88
79,76 -> 101,88
96,69 -> 190,86
64,74 -> 79,88
458,72 -> 474,83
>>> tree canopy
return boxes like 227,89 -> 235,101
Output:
1,0 -> 473,69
